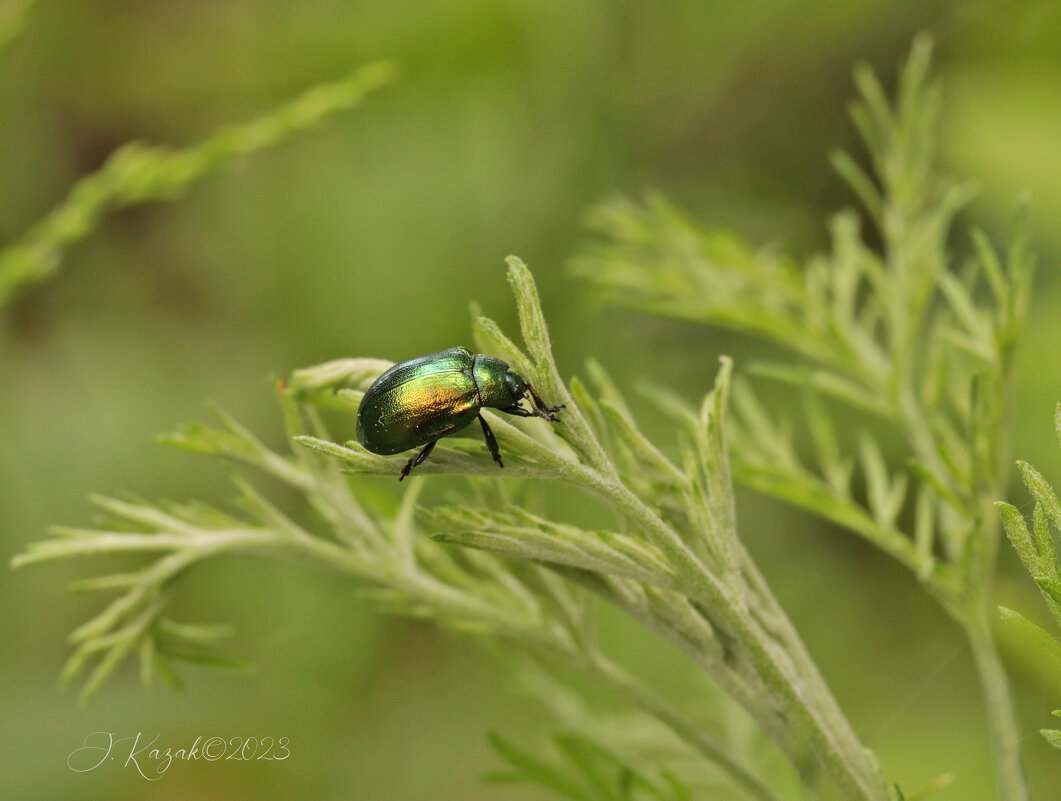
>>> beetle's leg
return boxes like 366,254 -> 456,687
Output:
477,414 -> 504,468
399,439 -> 437,481
525,383 -> 564,421
499,404 -> 534,418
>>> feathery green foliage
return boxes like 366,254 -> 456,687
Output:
14,259 -> 908,801
487,730 -> 691,801
997,405 -> 1061,748
574,35 -> 1034,801
0,60 -> 397,307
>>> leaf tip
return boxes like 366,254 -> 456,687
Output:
716,354 -> 733,382
909,31 -> 934,59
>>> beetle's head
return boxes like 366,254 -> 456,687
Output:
504,369 -> 528,405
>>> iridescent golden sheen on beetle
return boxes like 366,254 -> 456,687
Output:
356,346 -> 562,480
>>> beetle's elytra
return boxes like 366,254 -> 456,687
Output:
356,347 -> 563,480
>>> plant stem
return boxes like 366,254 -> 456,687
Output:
737,548 -> 884,787
965,611 -> 1028,801
583,473 -> 888,801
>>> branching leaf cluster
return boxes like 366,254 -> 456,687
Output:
574,35 -> 1036,801
575,36 -> 1032,618
16,260 -> 906,800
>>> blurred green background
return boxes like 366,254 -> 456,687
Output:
3,1 -> 1061,799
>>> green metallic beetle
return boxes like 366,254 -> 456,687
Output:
356,346 -> 563,480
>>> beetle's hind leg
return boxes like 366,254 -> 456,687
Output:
477,414 -> 504,468
399,439 -> 437,481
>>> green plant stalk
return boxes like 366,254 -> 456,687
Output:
737,547 -> 880,780
578,472 -> 886,800
960,514 -> 1026,801
965,614 -> 1026,801
0,60 -> 397,305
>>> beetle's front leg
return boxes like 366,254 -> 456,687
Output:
525,383 -> 564,421
399,439 -> 437,481
499,404 -> 535,418
477,414 -> 503,468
